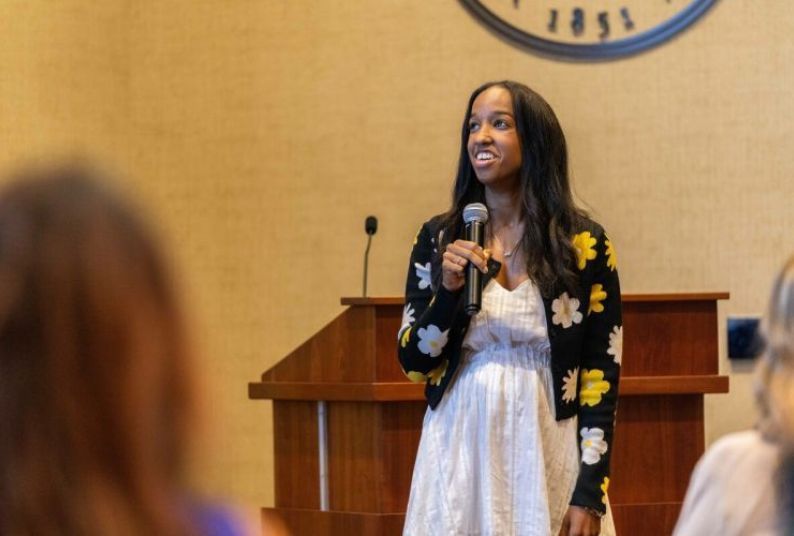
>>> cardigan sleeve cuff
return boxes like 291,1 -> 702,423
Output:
431,284 -> 463,316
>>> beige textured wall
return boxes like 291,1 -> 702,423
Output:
1,1 -> 793,508
0,2 -> 129,170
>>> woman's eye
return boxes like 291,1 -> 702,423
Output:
494,119 -> 509,128
468,122 -> 480,132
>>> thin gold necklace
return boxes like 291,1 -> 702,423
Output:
503,238 -> 521,257
489,221 -> 522,258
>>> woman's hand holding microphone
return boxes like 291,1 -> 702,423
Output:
442,240 -> 490,292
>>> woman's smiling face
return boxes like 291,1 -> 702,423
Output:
467,86 -> 522,190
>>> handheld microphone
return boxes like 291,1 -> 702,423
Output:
362,216 -> 378,297
462,203 -> 488,315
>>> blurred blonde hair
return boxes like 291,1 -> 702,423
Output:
755,255 -> 794,442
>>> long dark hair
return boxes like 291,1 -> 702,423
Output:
0,163 -> 199,535
438,80 -> 587,296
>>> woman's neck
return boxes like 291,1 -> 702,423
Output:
484,186 -> 522,229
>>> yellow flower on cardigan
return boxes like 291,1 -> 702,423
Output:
580,369 -> 611,407
589,284 -> 606,315
428,359 -> 449,386
400,326 -> 412,348
601,477 -> 610,504
401,360 -> 448,385
403,368 -> 427,383
572,231 -> 597,270
605,238 -> 617,271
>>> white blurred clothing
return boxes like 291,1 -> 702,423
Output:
673,429 -> 781,536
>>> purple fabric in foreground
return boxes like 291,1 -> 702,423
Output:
190,502 -> 246,536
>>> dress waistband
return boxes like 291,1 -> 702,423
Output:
461,342 -> 551,367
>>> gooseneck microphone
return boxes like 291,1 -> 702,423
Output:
462,203 -> 488,315
362,216 -> 378,297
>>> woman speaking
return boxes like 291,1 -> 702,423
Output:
397,81 -> 621,536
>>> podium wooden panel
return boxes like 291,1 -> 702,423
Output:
249,293 -> 729,535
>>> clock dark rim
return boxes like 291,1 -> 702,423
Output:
459,0 -> 719,60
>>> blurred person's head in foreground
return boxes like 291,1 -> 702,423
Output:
754,255 -> 794,534
0,162 -> 226,535
756,254 -> 794,442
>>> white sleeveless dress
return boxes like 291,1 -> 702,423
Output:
403,279 -> 616,536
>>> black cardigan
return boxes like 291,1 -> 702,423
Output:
397,214 -> 622,514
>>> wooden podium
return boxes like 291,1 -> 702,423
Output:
249,293 -> 729,535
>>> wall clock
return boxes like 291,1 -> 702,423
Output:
459,0 -> 718,60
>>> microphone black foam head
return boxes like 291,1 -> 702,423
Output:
365,215 -> 378,235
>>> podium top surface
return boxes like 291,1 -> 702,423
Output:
341,293 -> 730,306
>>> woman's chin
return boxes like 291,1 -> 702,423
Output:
475,174 -> 520,192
